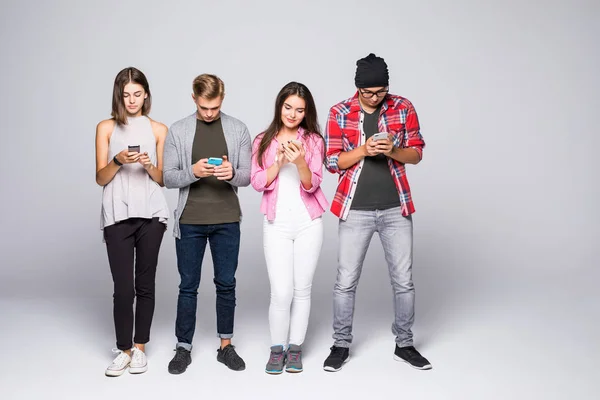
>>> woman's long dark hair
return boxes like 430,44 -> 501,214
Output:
255,82 -> 322,168
111,67 -> 152,125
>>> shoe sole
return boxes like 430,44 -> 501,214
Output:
105,367 -> 128,377
323,356 -> 350,372
129,365 -> 148,374
393,355 -> 432,370
218,359 -> 246,371
265,368 -> 284,375
285,367 -> 303,373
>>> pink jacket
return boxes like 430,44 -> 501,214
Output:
251,127 -> 329,222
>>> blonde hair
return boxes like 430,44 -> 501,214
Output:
192,74 -> 225,99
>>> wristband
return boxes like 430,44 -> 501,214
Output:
113,155 -> 123,166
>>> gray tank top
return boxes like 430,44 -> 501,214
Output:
100,116 -> 169,230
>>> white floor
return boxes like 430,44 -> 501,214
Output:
1,268 -> 598,400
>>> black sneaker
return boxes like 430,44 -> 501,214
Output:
394,345 -> 432,370
168,346 -> 192,374
217,344 -> 246,371
323,345 -> 350,372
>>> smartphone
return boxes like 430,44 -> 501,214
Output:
128,145 -> 140,153
371,132 -> 389,141
284,139 -> 302,149
207,157 -> 223,166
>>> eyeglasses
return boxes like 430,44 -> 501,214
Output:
359,88 -> 389,99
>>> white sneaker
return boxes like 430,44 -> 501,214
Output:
105,349 -> 131,377
129,347 -> 148,374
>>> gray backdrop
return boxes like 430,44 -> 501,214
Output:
0,0 -> 598,399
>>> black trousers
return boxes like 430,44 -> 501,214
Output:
104,217 -> 165,350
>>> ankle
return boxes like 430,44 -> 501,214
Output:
133,343 -> 145,352
220,339 -> 231,350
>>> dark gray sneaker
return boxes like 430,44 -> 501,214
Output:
217,344 -> 246,371
265,345 -> 286,374
168,346 -> 191,374
285,344 -> 303,373
394,345 -> 432,370
323,345 -> 349,372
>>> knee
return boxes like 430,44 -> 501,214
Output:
135,284 -> 155,299
334,273 -> 360,294
114,286 -> 135,304
293,284 -> 312,301
270,287 -> 293,308
391,278 -> 414,293
214,277 -> 235,293
179,276 -> 200,295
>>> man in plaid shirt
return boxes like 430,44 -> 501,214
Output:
322,53 -> 432,372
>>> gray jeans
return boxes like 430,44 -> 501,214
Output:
333,207 -> 415,348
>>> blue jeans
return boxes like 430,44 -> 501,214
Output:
333,207 -> 415,348
175,222 -> 240,349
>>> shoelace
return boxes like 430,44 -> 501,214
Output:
269,352 -> 284,363
330,346 -> 346,358
221,346 -> 243,367
131,348 -> 144,363
222,346 -> 235,358
110,349 -> 130,367
402,347 -> 419,359
288,351 -> 301,363
173,348 -> 189,362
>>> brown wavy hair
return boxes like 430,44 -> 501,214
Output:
255,82 -> 322,168
111,67 -> 152,125
192,74 -> 225,99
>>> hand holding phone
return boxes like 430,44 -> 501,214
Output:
371,132 -> 389,141
207,157 -> 223,166
283,140 -> 306,165
193,158 -> 215,178
372,132 -> 394,156
213,155 -> 233,181
116,145 -> 140,164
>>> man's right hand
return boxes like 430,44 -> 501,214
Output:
363,137 -> 379,157
192,158 -> 215,178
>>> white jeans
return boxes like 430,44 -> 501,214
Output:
263,214 -> 323,346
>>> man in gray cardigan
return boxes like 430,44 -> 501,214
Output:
163,74 -> 251,374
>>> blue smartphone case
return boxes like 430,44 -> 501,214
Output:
207,157 -> 223,166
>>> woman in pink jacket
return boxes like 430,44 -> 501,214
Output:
251,82 -> 328,374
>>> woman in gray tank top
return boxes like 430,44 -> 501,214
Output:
95,67 -> 169,377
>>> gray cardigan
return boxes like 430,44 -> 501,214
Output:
163,111 -> 252,238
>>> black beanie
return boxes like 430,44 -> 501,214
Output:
354,53 -> 389,88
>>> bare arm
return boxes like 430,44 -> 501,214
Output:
140,120 -> 168,186
95,120 -> 121,186
386,147 -> 421,164
337,146 -> 368,170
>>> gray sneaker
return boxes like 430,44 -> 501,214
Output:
285,344 -> 303,373
265,345 -> 286,374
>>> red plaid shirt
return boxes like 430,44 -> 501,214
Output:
324,92 -> 425,220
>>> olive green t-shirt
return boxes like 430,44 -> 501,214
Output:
179,118 -> 241,224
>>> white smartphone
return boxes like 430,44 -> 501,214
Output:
371,132 -> 389,141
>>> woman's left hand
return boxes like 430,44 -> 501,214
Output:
283,141 -> 306,166
138,152 -> 154,170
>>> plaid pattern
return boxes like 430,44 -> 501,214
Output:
324,92 -> 425,220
